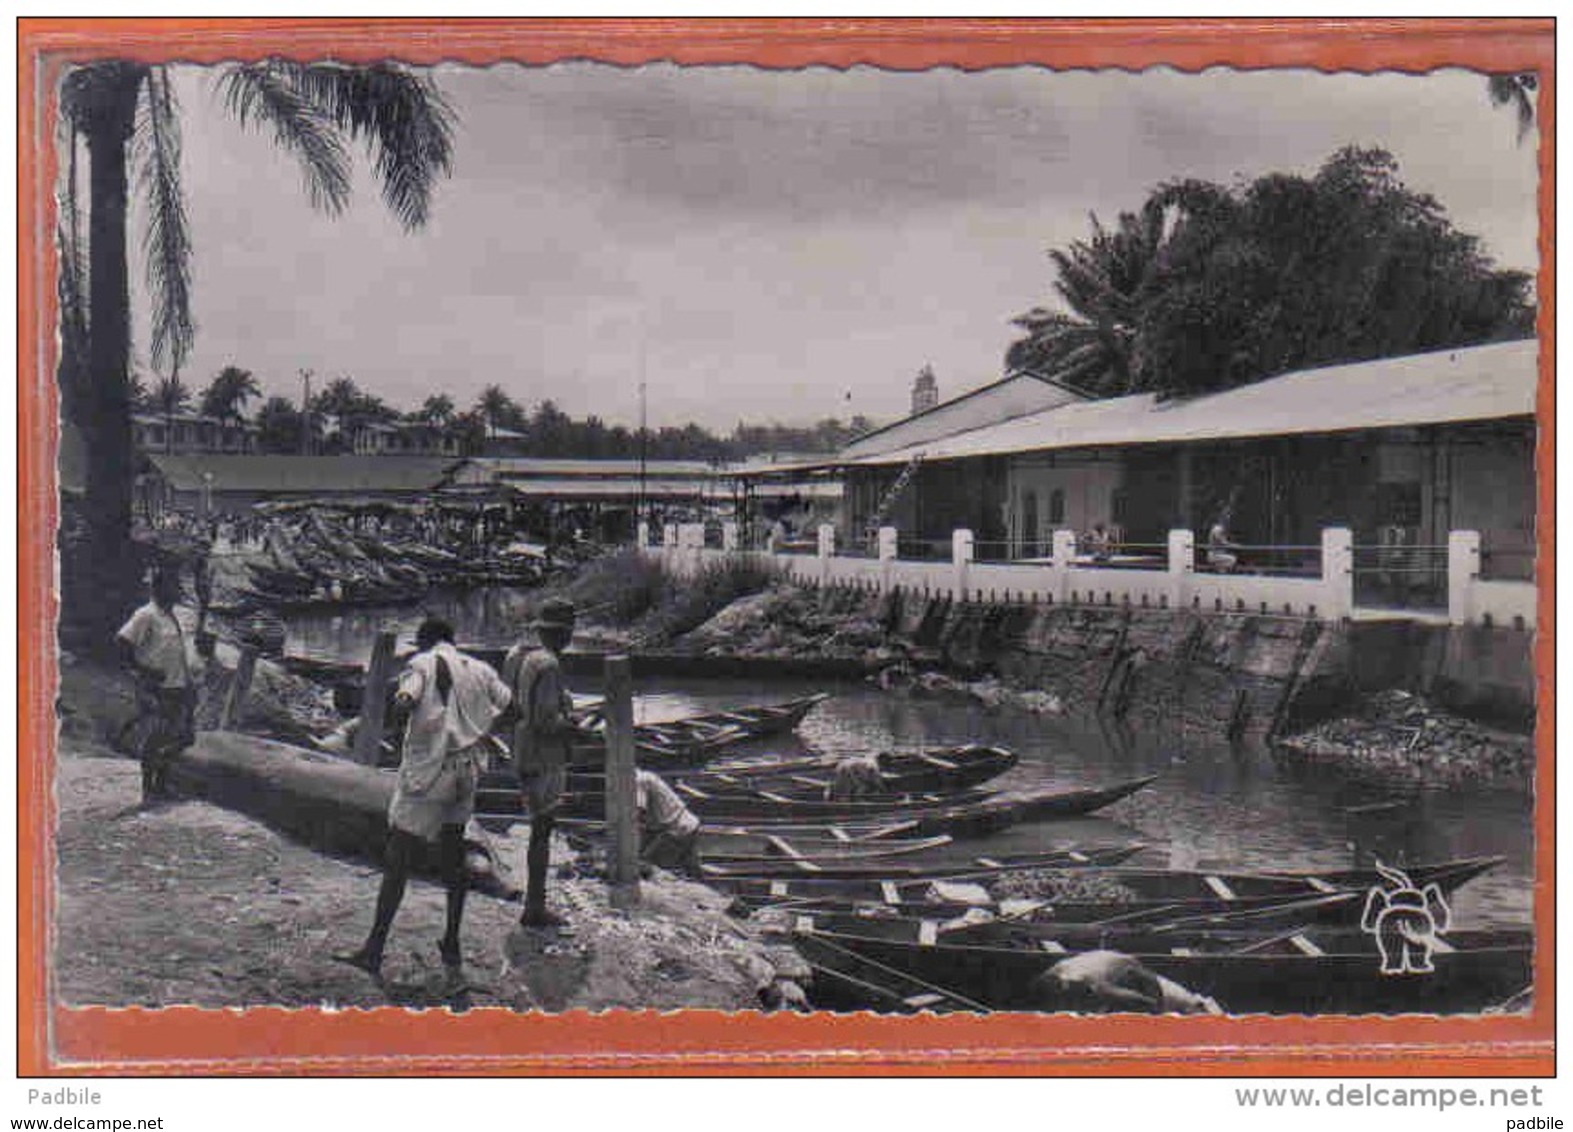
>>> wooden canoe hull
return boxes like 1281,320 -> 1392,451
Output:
802,928 -> 1533,1014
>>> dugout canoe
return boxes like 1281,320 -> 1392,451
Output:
550,744 -> 1018,805
724,855 -> 1502,917
697,832 -> 956,873
507,776 -> 1158,842
617,776 -> 1154,826
794,931 -> 990,1013
795,925 -> 1533,1015
703,843 -> 1149,892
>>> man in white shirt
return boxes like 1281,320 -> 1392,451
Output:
336,617 -> 512,980
636,768 -> 704,877
115,567 -> 196,802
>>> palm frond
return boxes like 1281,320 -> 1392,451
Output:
135,66 -> 194,376
1487,73 -> 1536,144
219,62 -> 352,216
281,61 -> 456,230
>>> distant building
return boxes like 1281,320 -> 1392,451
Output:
348,419 -> 463,457
911,365 -> 939,415
447,457 -> 731,542
839,341 -> 1537,595
133,412 -> 258,456
138,454 -> 462,517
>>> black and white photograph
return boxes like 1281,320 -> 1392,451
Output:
47,39 -> 1541,1025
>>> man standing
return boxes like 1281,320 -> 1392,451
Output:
116,566 -> 197,803
502,597 -> 579,929
336,617 -> 511,980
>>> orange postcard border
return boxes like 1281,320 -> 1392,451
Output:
16,17 -> 1556,1077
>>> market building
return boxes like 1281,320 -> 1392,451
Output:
838,340 -> 1537,605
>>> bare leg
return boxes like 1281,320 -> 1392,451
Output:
521,814 -> 564,927
335,830 -> 418,977
437,823 -> 466,966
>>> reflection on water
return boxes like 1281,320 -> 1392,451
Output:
286,587 -> 539,661
284,592 -> 1534,930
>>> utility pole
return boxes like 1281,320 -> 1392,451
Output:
637,325 -> 648,532
299,368 -> 313,455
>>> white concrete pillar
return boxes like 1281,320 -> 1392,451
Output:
1047,528 -> 1077,603
817,523 -> 836,587
721,520 -> 739,552
662,522 -> 679,573
1167,528 -> 1194,610
1448,529 -> 1482,626
636,520 -> 650,551
1321,527 -> 1354,620
1051,528 -> 1077,569
952,528 -> 974,601
878,526 -> 898,593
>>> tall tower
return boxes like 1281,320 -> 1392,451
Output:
911,364 -> 938,415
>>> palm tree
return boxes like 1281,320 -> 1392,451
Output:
150,373 -> 191,455
476,384 -> 519,440
57,59 -> 454,638
1006,202 -> 1172,397
199,364 -> 261,424
419,392 -> 455,425
1487,72 -> 1538,144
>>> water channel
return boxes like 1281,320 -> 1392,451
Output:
281,587 -> 1535,931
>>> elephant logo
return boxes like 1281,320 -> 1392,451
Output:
1360,860 -> 1451,976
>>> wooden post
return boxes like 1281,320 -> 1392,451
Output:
217,647 -> 257,731
604,654 -> 641,909
352,630 -> 398,766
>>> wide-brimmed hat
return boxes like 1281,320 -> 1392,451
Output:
531,597 -> 577,631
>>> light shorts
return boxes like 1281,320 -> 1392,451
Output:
388,755 -> 478,841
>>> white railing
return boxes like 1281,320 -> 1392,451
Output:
635,521 -> 1534,629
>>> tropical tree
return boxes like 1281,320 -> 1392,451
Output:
476,384 -> 523,440
255,394 -> 305,454
149,373 -> 191,454
1009,147 -> 1534,401
1006,201 -> 1171,396
418,391 -> 456,425
1488,72 -> 1538,143
57,58 -> 454,638
198,364 -> 261,424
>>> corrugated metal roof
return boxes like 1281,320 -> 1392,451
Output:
146,454 -> 462,493
504,478 -> 713,500
460,457 -> 716,478
848,340 -> 1538,466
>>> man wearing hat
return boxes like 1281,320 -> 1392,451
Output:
501,597 -> 579,928
336,616 -> 511,979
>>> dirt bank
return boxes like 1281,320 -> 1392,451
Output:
52,662 -> 808,1013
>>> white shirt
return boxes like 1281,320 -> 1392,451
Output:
116,602 -> 191,688
395,642 -> 511,793
636,770 -> 701,838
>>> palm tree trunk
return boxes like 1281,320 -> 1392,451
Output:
74,65 -> 146,647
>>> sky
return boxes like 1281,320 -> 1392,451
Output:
127,62 -> 1539,432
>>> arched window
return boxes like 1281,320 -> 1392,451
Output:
1048,488 -> 1066,525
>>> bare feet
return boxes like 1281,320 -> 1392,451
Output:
519,907 -> 568,930
331,948 -> 383,980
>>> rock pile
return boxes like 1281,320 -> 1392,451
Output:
1277,690 -> 1533,786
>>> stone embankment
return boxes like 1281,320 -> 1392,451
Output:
627,571 -> 1533,788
